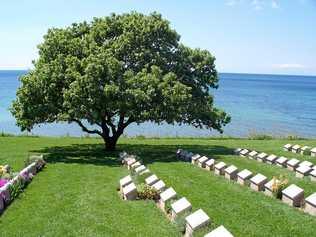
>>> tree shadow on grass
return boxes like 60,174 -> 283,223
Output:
32,142 -> 234,167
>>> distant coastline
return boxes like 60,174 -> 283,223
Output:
1,70 -> 316,138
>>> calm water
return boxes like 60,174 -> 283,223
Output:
0,70 -> 316,137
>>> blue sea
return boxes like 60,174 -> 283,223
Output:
0,70 -> 316,138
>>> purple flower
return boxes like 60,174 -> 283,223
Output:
0,179 -> 8,188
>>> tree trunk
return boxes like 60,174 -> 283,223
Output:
103,136 -> 119,151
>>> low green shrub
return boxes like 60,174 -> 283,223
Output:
9,179 -> 24,201
137,183 -> 159,200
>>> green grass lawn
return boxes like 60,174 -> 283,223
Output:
0,136 -> 316,236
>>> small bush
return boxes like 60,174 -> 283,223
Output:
271,175 -> 288,199
137,184 -> 159,200
9,179 -> 24,201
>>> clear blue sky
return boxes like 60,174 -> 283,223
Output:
1,0 -> 315,75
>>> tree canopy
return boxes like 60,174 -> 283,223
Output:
11,12 -> 230,150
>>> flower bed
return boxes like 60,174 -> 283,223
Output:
0,155 -> 46,214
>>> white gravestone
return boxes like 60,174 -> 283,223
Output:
122,182 -> 137,200
310,169 -> 316,182
204,225 -> 234,237
264,179 -> 280,197
257,152 -> 268,162
197,156 -> 209,168
119,175 -> 132,191
224,165 -> 238,180
139,168 -> 150,175
239,149 -> 249,157
301,146 -> 311,155
127,158 -> 137,170
214,162 -> 227,176
151,180 -> 166,193
248,151 -> 258,159
283,144 -> 293,151
131,161 -> 141,170
282,184 -> 304,207
237,169 -> 253,186
266,154 -> 278,164
159,187 -> 177,211
292,144 -> 301,153
287,158 -> 300,171
311,147 -> 316,157
305,193 -> 316,216
295,165 -> 312,178
135,165 -> 147,174
234,148 -> 242,155
276,156 -> 288,167
250,174 -> 267,191
145,174 -> 159,186
191,154 -> 201,165
171,197 -> 192,220
299,161 -> 313,167
185,209 -> 210,237
205,159 -> 215,171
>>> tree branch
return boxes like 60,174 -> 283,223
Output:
72,119 -> 103,136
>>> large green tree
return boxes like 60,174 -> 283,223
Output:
11,12 -> 230,150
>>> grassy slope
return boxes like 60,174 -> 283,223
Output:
0,137 -> 316,236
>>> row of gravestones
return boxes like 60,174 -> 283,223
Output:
118,152 -> 234,237
236,148 -> 316,182
177,149 -> 316,217
0,155 -> 46,214
283,144 -> 316,157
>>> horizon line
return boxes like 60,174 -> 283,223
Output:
0,68 -> 315,77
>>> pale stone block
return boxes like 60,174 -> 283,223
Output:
248,151 -> 258,159
283,144 -> 293,151
204,225 -> 234,237
295,165 -> 312,178
191,154 -> 201,164
19,167 -> 31,182
139,169 -> 150,175
185,209 -> 210,237
264,179 -> 280,197
159,187 -> 177,210
135,165 -> 147,174
250,174 -> 267,191
214,162 -> 227,175
234,148 -> 242,155
237,169 -> 253,185
292,144 -> 301,153
119,175 -> 132,191
122,182 -> 137,200
127,158 -> 137,170
257,152 -> 268,162
205,159 -> 215,171
131,161 -> 141,170
266,154 -> 277,164
197,156 -> 209,168
145,174 -> 159,186
239,149 -> 249,157
299,161 -> 313,167
276,156 -> 288,167
282,184 -> 304,207
311,148 -> 316,157
287,158 -> 300,171
301,146 -> 311,155
171,197 -> 192,220
151,180 -> 166,193
0,182 -> 10,204
305,193 -> 316,216
176,149 -> 183,158
224,165 -> 238,180
310,169 -> 316,182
